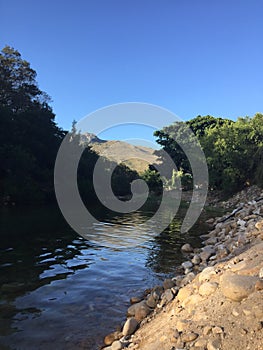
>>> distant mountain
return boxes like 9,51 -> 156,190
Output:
81,132 -> 106,144
81,133 -> 158,173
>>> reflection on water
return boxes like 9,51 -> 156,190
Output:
0,202 -> 213,349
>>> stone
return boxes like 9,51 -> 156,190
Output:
160,288 -> 174,306
176,319 -> 189,332
181,332 -> 198,342
207,338 -> 221,350
177,285 -> 193,302
192,255 -> 201,265
212,326 -> 223,334
204,237 -> 218,245
259,267 -> 263,278
199,282 -> 218,296
203,326 -> 212,335
134,303 -> 151,321
127,300 -> 148,317
255,280 -> 263,291
220,272 -> 258,302
194,338 -> 207,347
200,247 -> 215,262
151,285 -> 164,298
163,278 -> 175,290
181,272 -> 196,286
104,331 -> 120,345
242,308 -> 252,316
182,261 -> 193,270
146,293 -> 158,308
111,340 -> 123,350
173,328 -> 180,338
232,308 -> 239,317
181,243 -> 194,252
130,296 -> 142,304
255,220 -> 263,230
216,247 -> 229,259
199,267 -> 216,283
122,318 -> 138,336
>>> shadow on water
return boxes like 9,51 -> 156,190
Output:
0,199 -> 219,349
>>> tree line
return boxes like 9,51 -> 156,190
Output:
154,114 -> 263,194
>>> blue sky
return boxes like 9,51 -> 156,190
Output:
1,0 -> 263,144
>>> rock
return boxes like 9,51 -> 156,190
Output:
200,247 -> 215,262
255,280 -> 263,291
134,303 -> 151,321
194,338 -> 207,347
255,220 -> 263,230
212,326 -> 223,334
207,338 -> 221,350
206,218 -> 215,224
199,282 -> 218,296
181,332 -> 198,342
127,300 -> 148,317
122,318 -> 138,336
199,267 -> 216,283
232,308 -> 239,317
176,319 -> 189,332
104,331 -> 120,345
163,278 -> 175,290
160,288 -> 174,306
242,308 -> 252,316
259,267 -> 263,279
220,272 -> 259,302
181,243 -> 194,252
204,236 -> 218,245
182,261 -> 193,270
146,293 -> 158,308
173,328 -> 180,338
151,285 -> 164,298
111,340 -> 123,350
216,247 -> 229,259
181,272 -> 196,286
203,326 -> 212,335
130,296 -> 142,304
177,285 -> 193,302
192,255 -> 201,265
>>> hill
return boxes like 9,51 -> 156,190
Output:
82,133 -> 158,173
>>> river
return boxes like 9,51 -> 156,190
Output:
0,200 -> 215,349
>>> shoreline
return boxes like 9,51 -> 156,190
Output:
101,186 -> 263,350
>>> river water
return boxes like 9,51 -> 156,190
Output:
0,200 -> 214,350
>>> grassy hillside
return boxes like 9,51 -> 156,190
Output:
91,140 -> 158,173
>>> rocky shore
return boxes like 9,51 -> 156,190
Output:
102,186 -> 263,350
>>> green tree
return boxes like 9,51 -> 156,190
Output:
154,114 -> 263,194
0,46 -> 50,112
0,46 -> 65,203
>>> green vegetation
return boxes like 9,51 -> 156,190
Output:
154,115 -> 263,194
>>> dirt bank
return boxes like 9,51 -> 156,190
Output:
103,186 -> 263,350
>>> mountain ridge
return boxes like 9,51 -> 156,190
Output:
82,133 -> 158,173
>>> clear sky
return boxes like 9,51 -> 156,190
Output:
1,0 -> 263,143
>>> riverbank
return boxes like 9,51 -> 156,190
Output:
102,186 -> 263,350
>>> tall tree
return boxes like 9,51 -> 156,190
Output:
0,46 -> 65,203
0,46 -> 50,112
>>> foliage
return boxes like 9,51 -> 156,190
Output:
154,114 -> 263,194
141,167 -> 163,194
0,46 -> 65,203
0,46 -> 138,204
